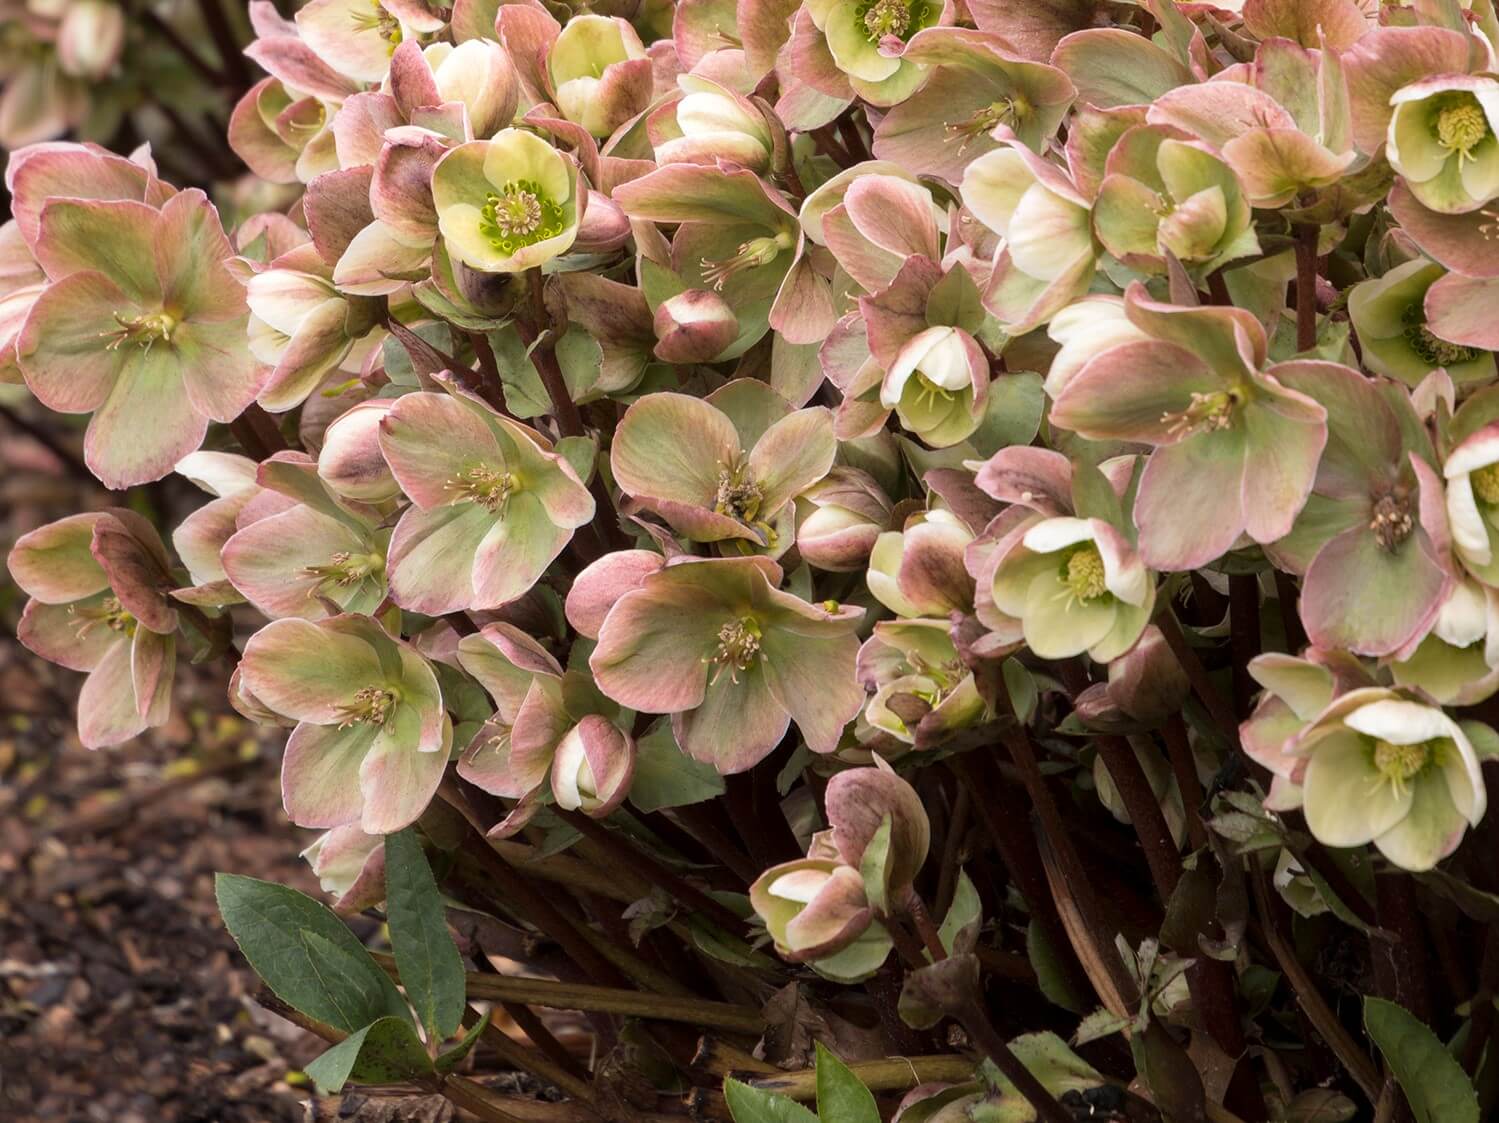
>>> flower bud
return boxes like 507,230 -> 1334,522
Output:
432,39 -> 520,139
650,76 -> 775,172
749,858 -> 874,961
551,714 -> 635,817
57,0 -> 125,80
1105,624 -> 1189,723
302,825 -> 387,913
652,288 -> 737,364
824,760 -> 930,894
867,509 -> 974,618
573,190 -> 631,254
319,400 -> 399,501
549,14 -> 651,139
797,467 -> 891,572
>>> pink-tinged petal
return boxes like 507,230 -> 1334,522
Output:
673,662 -> 790,773
17,598 -> 119,671
589,580 -> 722,713
843,175 -> 941,264
83,350 -> 208,489
1301,525 -> 1449,657
304,167 -> 376,269
90,512 -> 176,633
371,133 -> 443,242
973,446 -> 1073,514
388,40 -> 441,117
154,190 -> 245,321
1122,282 -> 1265,373
1146,83 -> 1297,150
228,80 -> 300,185
1135,433 -> 1249,571
176,317 -> 263,423
76,637 -> 148,748
333,92 -> 405,168
747,407 -> 837,515
470,493 -> 571,609
9,512 -> 109,602
1241,0 -> 1368,51
458,717 -> 524,798
1302,729 -> 1411,847
130,627 -> 174,724
496,416 -> 595,529
16,271 -> 129,413
1240,695 -> 1306,780
1342,26 -> 1471,154
1239,379 -> 1328,544
509,678 -> 570,789
564,550 -> 666,639
33,198 -> 159,297
825,762 -> 929,885
1425,273 -> 1499,349
358,716 -> 452,834
9,145 -> 158,247
1049,340 -> 1217,443
558,715 -> 634,818
385,502 -> 494,615
457,622 -> 561,719
173,495 -> 244,586
240,616 -> 387,725
379,391 -> 505,508
611,392 -> 742,509
761,628 -> 862,754
770,253 -> 836,346
1051,28 -> 1192,109
243,36 -> 361,102
282,720 -> 374,829
1387,179 -> 1499,279
1220,129 -> 1356,209
221,504 -> 373,620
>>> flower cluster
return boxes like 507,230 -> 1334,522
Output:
14,1 -> 1499,1116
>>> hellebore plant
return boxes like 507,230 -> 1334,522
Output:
20,4 -> 1499,1121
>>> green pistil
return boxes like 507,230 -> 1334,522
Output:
910,373 -> 957,410
303,550 -> 383,593
69,596 -> 137,639
1160,389 -> 1236,439
713,460 -> 764,524
478,180 -> 565,256
351,0 -> 402,52
1062,545 -> 1108,602
1435,95 -> 1489,164
1370,736 -> 1444,797
102,311 -> 177,354
1473,464 -> 1499,505
1400,304 -> 1482,367
700,231 -> 793,291
857,0 -> 924,42
945,96 -> 1031,150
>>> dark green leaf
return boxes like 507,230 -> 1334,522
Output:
1364,997 -> 1479,1123
305,1016 -> 434,1094
384,829 -> 466,1041
629,723 -> 725,811
436,1010 -> 492,1075
215,874 -> 408,1033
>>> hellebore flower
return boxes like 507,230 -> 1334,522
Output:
1388,76 -> 1499,215
825,760 -> 931,896
56,0 -> 125,81
610,384 -> 836,555
1295,692 -> 1486,872
318,400 -> 400,502
867,508 -> 974,619
1269,363 -> 1451,658
1049,284 -> 1329,571
1043,295 -> 1150,398
1091,125 -> 1259,278
377,387 -> 595,615
455,623 -> 635,836
431,128 -> 581,274
871,27 -> 1075,182
961,137 -> 1098,334
1392,579 -> 1499,706
804,0 -> 949,106
647,74 -> 777,173
1446,420 -> 1499,585
228,78 -> 339,186
989,516 -> 1154,662
10,510 -> 177,749
240,614 -> 450,834
858,618 -> 986,748
797,467 -> 893,572
302,825 -> 387,913
246,241 -> 383,411
295,0 -> 438,85
1239,649 -> 1374,813
16,189 -> 262,487
589,557 -> 864,773
1347,258 -> 1496,387
750,850 -> 877,964
221,452 -> 390,621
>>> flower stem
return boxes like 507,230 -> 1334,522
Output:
1294,223 -> 1320,353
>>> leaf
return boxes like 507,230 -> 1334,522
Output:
937,871 -> 982,957
384,829 -> 466,1041
486,325 -> 549,417
628,722 -> 726,811
925,266 -> 985,334
1364,997 -> 1479,1123
1282,1088 -> 1358,1122
1001,659 -> 1038,725
554,435 -> 597,485
1027,918 -> 1088,1015
215,874 -> 409,1033
724,1078 -> 819,1123
970,371 -> 1044,457
1074,1007 -> 1131,1046
436,1010 -> 492,1075
1419,869 -> 1499,923
815,1042 -> 880,1123
305,1015 -> 435,1094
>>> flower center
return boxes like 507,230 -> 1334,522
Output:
351,0 -> 402,50
446,464 -> 516,513
1473,464 -> 1499,505
1370,736 -> 1442,797
910,373 -> 958,410
1160,390 -> 1237,439
945,96 -> 1031,150
1401,305 -> 1482,367
700,231 -> 794,291
1435,96 -> 1489,163
69,595 -> 136,639
102,311 -> 178,353
1370,489 -> 1415,552
714,461 -> 764,524
857,0 -> 911,42
303,550 -> 384,594
479,181 -> 566,255
340,686 -> 398,728
1063,545 -> 1109,602
707,616 -> 763,683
